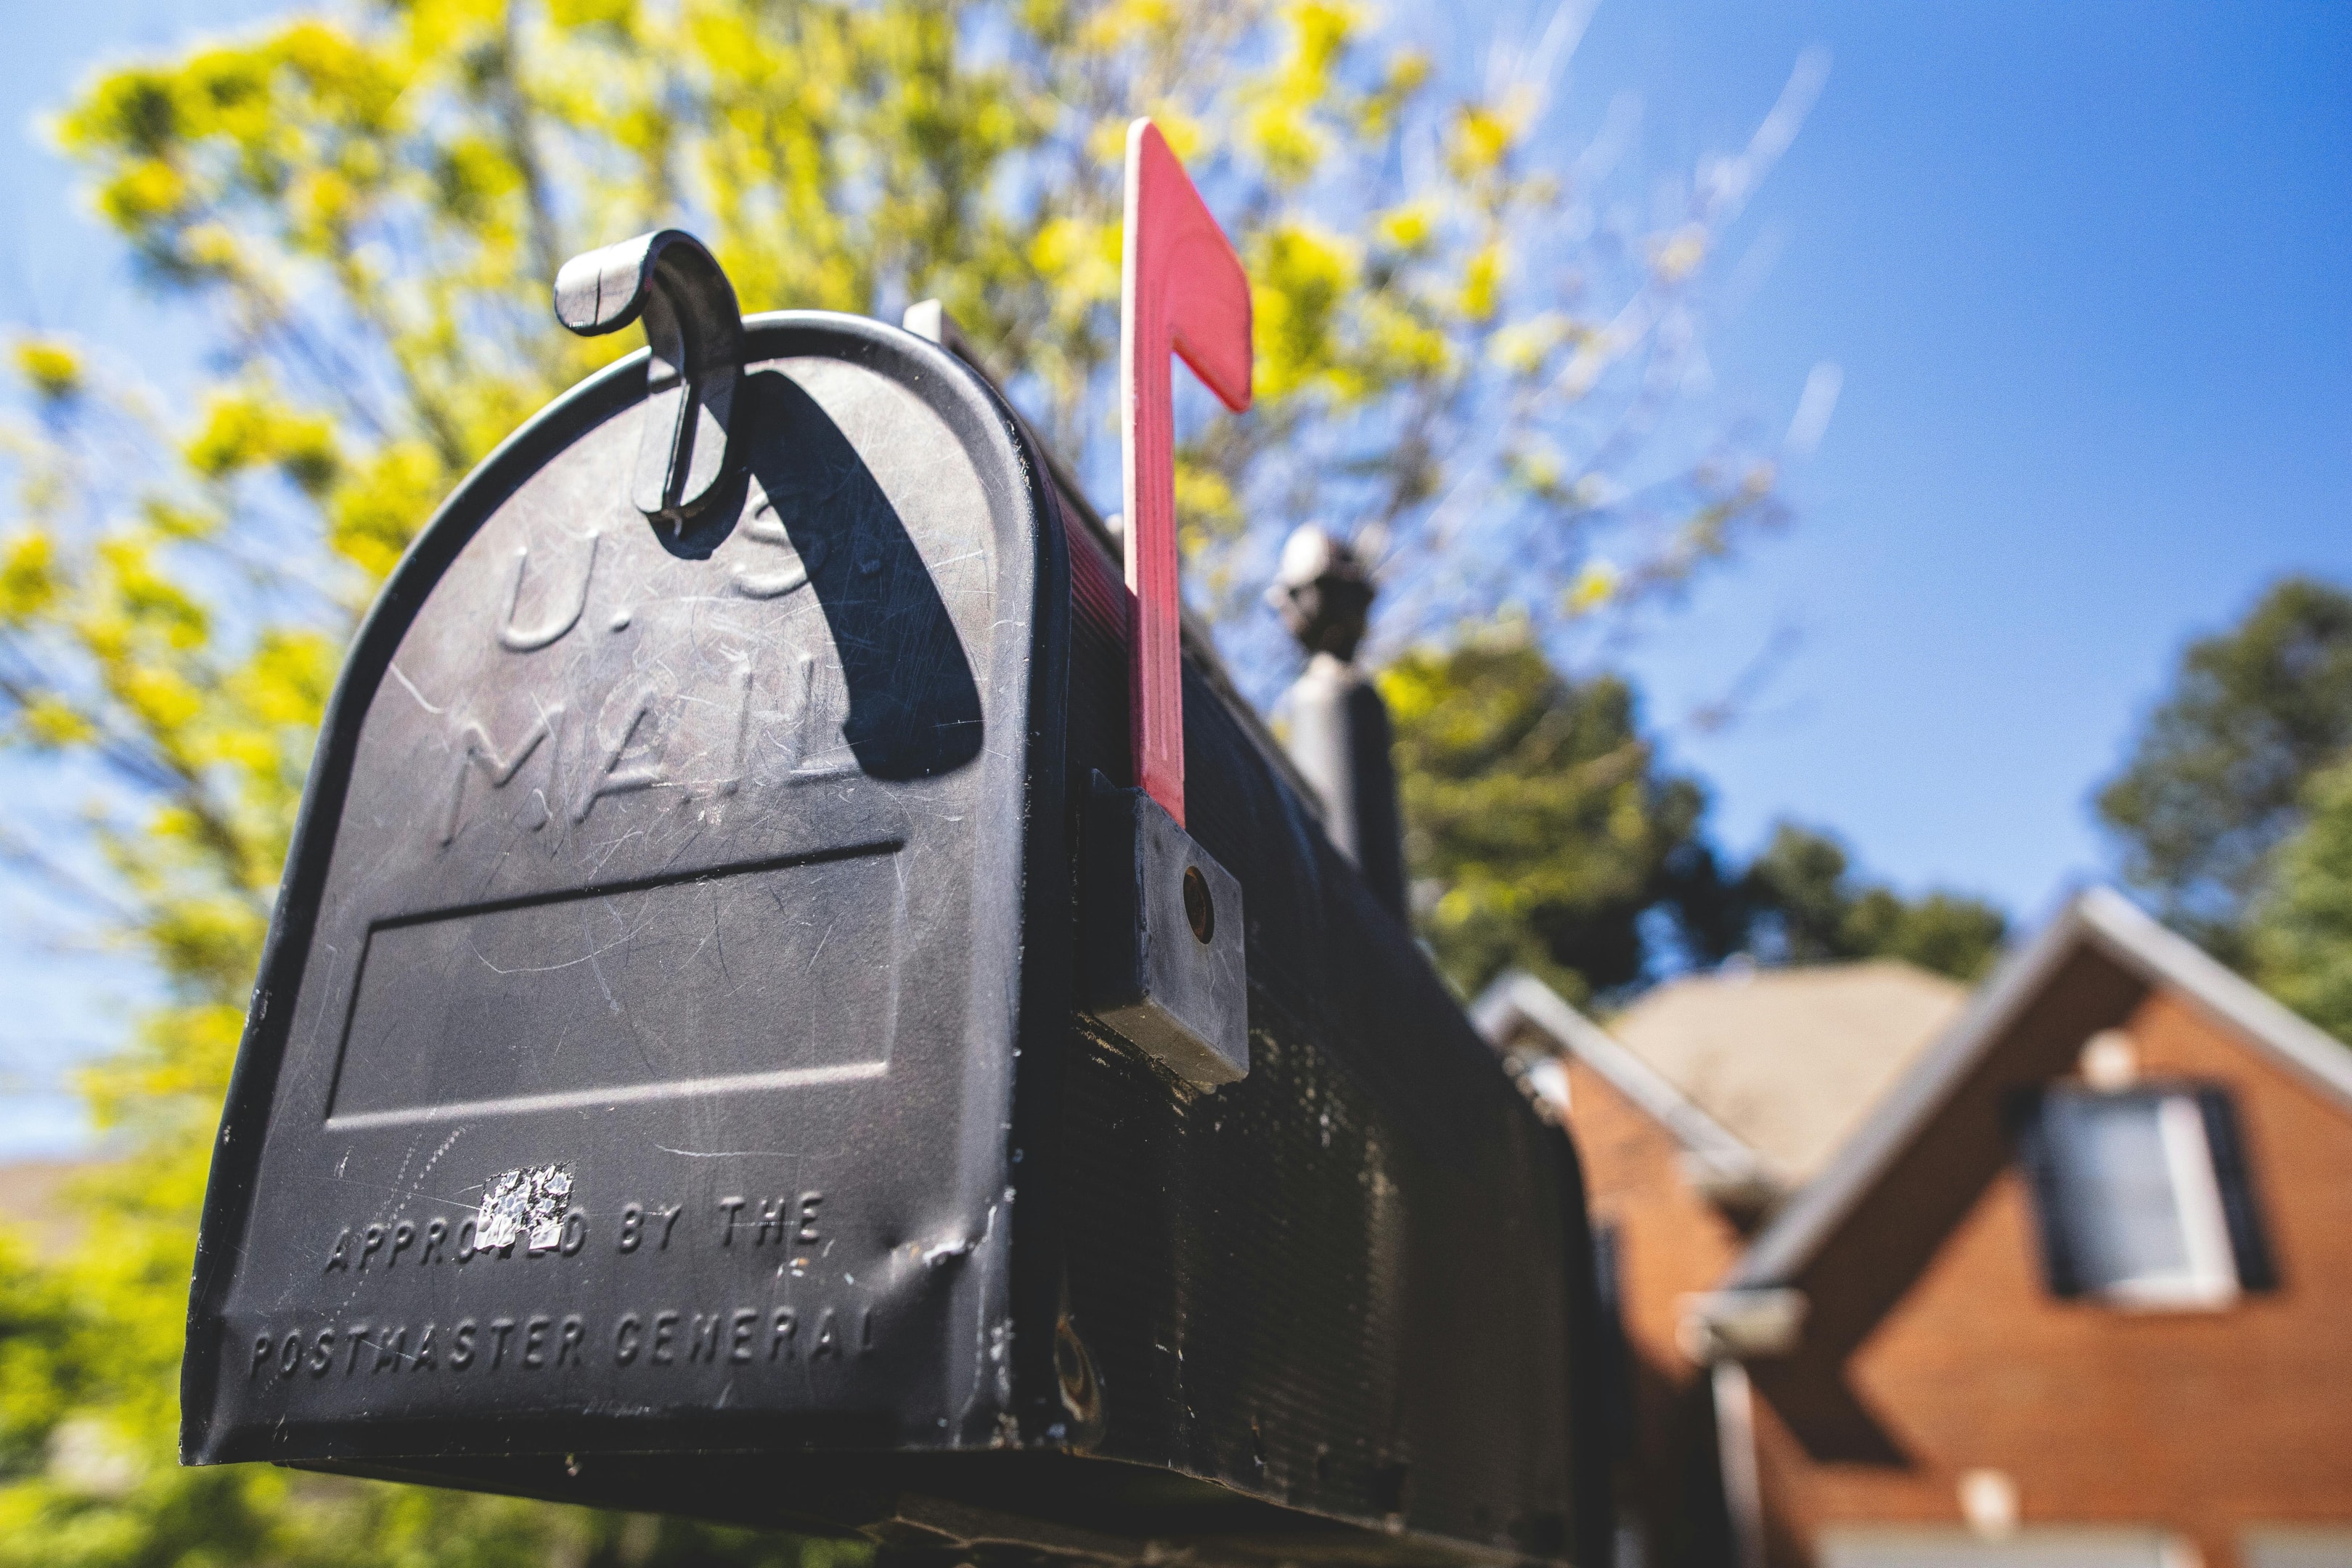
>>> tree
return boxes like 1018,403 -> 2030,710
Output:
1384,624 -> 1713,1002
1739,821 -> 2006,981
2248,756 -> 2352,1045
2097,576 -> 2352,959
1383,632 -> 2007,1001
0,0 -> 1821,1560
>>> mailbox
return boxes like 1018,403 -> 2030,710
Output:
183,128 -> 1612,1568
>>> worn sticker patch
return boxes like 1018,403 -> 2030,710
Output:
478,1164 -> 572,1251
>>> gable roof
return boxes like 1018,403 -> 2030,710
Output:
1473,971 -> 1768,1187
1732,885 -> 2352,1291
1604,960 -> 1967,1184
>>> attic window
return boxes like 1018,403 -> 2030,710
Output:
2013,1085 -> 2276,1309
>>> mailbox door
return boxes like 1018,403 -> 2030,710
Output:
182,315 -> 1069,1468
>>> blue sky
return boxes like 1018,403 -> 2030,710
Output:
1567,1 -> 2352,920
1,0 -> 2348,1150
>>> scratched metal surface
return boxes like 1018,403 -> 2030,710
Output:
1053,504 -> 1596,1563
183,317 -> 1061,1465
182,310 -> 1603,1567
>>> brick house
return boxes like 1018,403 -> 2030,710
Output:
1477,889 -> 2352,1568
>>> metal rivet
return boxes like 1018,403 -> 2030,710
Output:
1183,865 -> 1214,944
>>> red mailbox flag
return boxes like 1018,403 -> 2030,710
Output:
1121,118 -> 1254,828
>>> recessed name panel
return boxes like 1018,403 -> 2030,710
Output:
327,846 -> 902,1126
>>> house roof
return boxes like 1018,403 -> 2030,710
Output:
1473,885 -> 2352,1302
1731,886 -> 2352,1291
1601,960 -> 1967,1185
1471,960 -> 1968,1194
1480,889 -> 2352,1458
1473,971 -> 1767,1185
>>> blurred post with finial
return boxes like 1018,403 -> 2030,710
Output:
1270,525 -> 1407,919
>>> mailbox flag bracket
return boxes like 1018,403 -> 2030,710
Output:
554,229 -> 746,523
1078,773 -> 1249,1085
1119,118 -> 1252,828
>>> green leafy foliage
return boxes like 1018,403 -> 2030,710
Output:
2098,576 -> 2352,959
2249,756 -> 2352,1044
1738,822 -> 2007,981
1385,629 -> 2008,999
1384,626 -> 1710,1002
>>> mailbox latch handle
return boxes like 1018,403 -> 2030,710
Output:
554,229 -> 746,524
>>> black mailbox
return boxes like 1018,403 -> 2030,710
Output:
184,144 -> 1610,1568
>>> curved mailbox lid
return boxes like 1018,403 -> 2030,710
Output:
182,312 -> 1069,1466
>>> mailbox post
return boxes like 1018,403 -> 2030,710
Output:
1270,524 -> 1408,920
183,124 -> 1611,1568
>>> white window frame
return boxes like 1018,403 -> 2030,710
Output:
2093,1093 -> 2239,1311
2031,1085 -> 2245,1312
